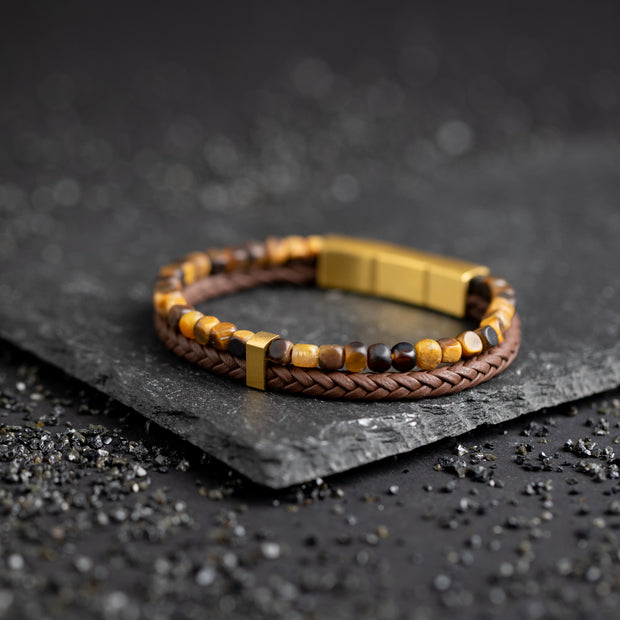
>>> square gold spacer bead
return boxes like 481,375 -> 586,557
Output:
245,331 -> 281,391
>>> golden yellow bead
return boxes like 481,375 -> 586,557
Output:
285,235 -> 310,260
414,339 -> 442,370
479,315 -> 505,343
437,338 -> 462,363
184,251 -> 211,280
307,235 -> 324,256
265,237 -> 289,265
292,343 -> 320,368
486,297 -> 515,320
180,261 -> 197,285
457,330 -> 483,358
194,315 -> 220,345
162,292 -> 187,315
153,291 -> 186,315
179,310 -> 204,339
487,309 -> 511,331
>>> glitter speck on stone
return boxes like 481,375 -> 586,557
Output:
261,542 -> 281,559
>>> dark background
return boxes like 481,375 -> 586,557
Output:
1,1 -> 620,618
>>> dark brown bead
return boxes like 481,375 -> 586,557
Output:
227,245 -> 251,272
154,276 -> 183,293
206,248 -> 232,274
167,304 -> 193,328
246,240 -> 269,268
267,338 -> 294,364
391,342 -> 416,371
228,330 -> 254,358
367,343 -> 392,372
468,275 -> 491,303
345,341 -> 367,372
475,325 -> 499,350
318,345 -> 345,371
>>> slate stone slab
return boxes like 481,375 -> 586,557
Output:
1,2 -> 619,487
1,140 -> 619,487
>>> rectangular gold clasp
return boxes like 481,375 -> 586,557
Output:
316,235 -> 489,318
246,331 -> 280,391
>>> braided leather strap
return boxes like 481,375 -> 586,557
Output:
154,263 -> 520,401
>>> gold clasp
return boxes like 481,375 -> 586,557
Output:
316,235 -> 489,318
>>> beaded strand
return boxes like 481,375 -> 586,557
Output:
153,235 -> 516,374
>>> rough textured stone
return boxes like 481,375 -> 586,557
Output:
0,1 -> 619,488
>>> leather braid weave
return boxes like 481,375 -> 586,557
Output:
154,263 -> 520,401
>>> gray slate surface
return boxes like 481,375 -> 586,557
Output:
1,140 -> 619,487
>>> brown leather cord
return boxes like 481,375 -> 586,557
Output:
154,263 -> 521,401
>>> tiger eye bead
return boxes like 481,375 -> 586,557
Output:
209,322 -> 237,351
486,309 -> 511,331
245,241 -> 269,268
457,330 -> 483,358
154,276 -> 182,293
179,310 -> 204,339
285,235 -> 310,260
485,297 -> 515,320
475,325 -> 499,350
265,237 -> 289,265
345,341 -> 367,372
318,345 -> 345,370
486,276 -> 516,304
194,315 -> 220,345
159,261 -> 184,281
184,252 -> 211,280
179,261 -> 197,285
367,343 -> 392,372
154,291 -> 186,315
437,338 -> 462,363
292,344 -> 320,368
167,304 -> 194,328
227,245 -> 251,272
391,342 -> 416,371
468,275 -> 491,303
206,248 -> 232,274
228,330 -> 255,358
414,339 -> 442,370
307,235 -> 324,257
267,338 -> 294,364
479,315 -> 505,342
485,276 -> 509,290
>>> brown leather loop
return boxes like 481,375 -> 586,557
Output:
154,263 -> 520,401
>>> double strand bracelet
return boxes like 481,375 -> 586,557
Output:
153,235 -> 520,401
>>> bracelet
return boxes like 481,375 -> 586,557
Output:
153,235 -> 520,401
